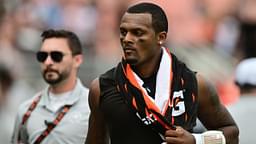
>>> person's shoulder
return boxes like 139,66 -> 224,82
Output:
196,74 -> 216,92
80,85 -> 90,100
195,74 -> 209,94
195,74 -> 203,83
99,67 -> 117,80
82,86 -> 89,94
99,67 -> 117,86
76,84 -> 90,111
78,80 -> 89,94
196,74 -> 221,105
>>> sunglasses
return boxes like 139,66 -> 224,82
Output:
36,51 -> 68,63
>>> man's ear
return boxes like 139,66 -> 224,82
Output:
157,31 -> 167,45
73,54 -> 83,68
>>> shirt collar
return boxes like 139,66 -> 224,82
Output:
38,79 -> 83,108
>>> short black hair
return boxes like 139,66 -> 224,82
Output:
127,2 -> 168,33
41,29 -> 82,55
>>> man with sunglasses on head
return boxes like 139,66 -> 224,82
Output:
12,29 -> 90,144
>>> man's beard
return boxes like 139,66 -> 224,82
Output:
44,74 -> 63,85
43,69 -> 68,85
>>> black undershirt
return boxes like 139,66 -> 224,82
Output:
131,49 -> 162,99
141,73 -> 157,99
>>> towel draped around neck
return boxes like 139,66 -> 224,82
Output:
116,47 -> 198,136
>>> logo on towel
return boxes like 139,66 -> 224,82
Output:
136,112 -> 156,125
172,90 -> 185,116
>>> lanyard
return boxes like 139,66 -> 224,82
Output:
18,95 -> 72,144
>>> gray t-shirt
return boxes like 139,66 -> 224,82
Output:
12,79 -> 89,144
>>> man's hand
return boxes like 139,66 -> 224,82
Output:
165,126 -> 195,144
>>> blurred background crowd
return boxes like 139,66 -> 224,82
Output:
0,0 -> 256,143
